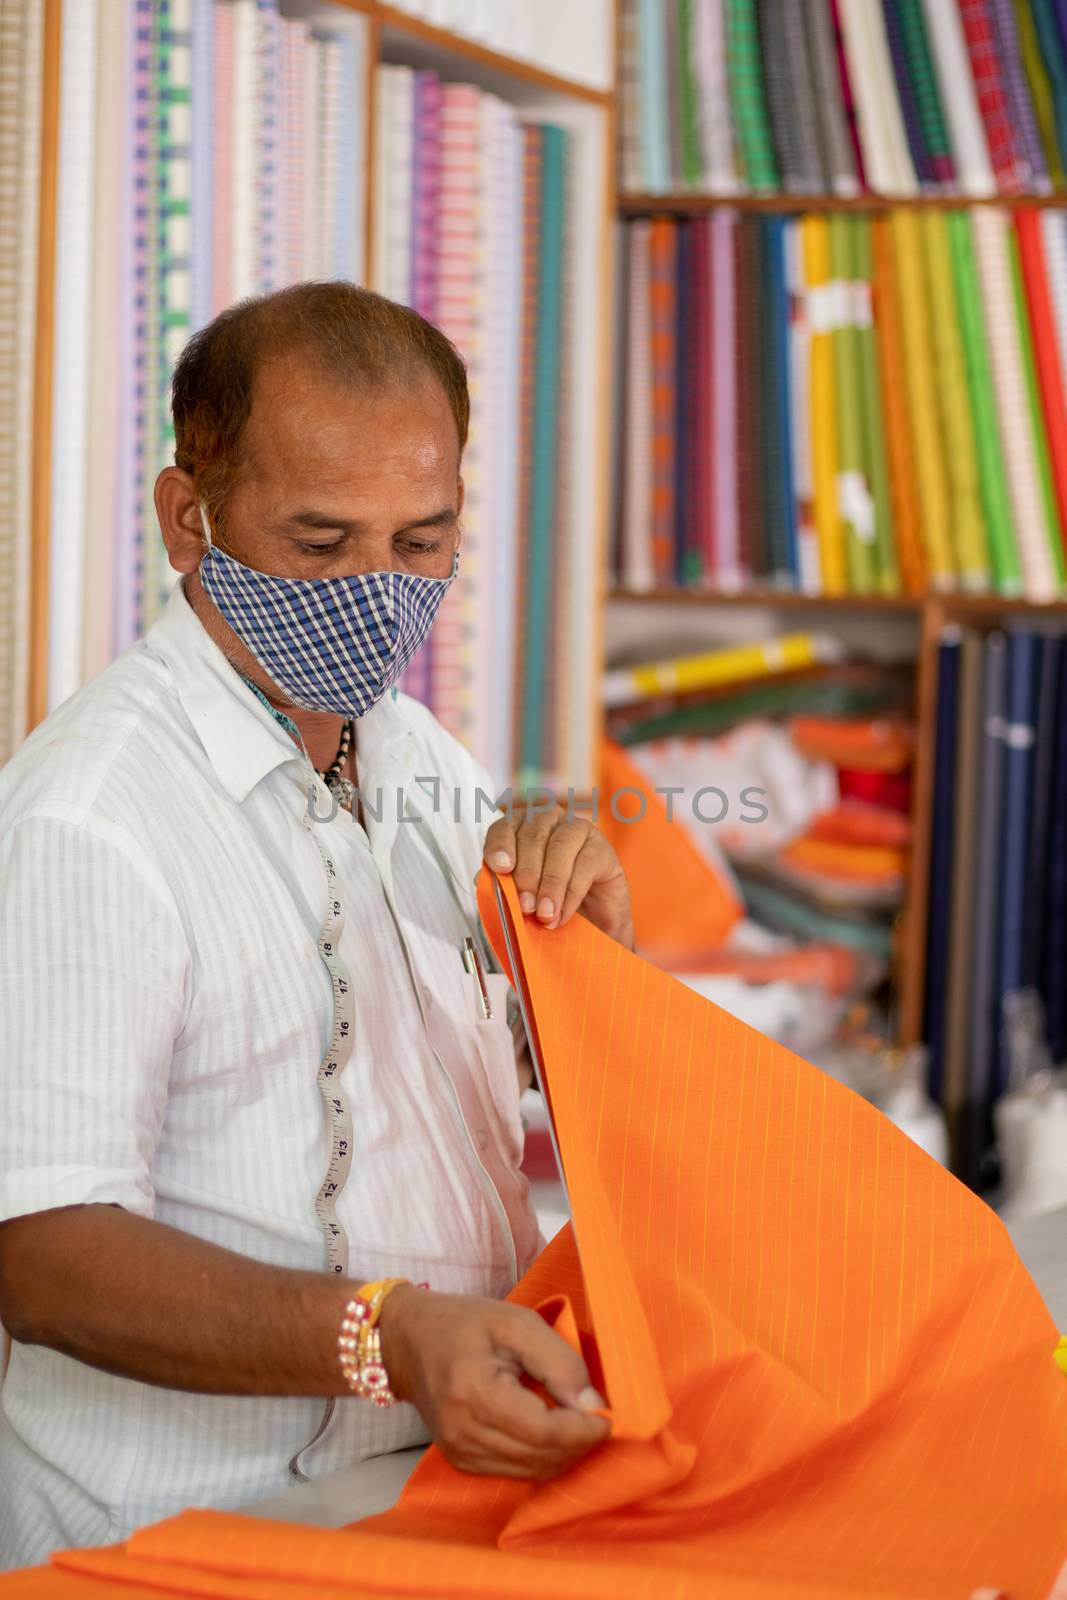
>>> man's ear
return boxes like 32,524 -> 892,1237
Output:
156,468 -> 208,575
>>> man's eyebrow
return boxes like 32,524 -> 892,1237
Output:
286,507 -> 457,532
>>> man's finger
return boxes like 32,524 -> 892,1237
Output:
495,1306 -> 607,1414
528,821 -> 594,926
480,1364 -> 609,1453
483,816 -> 517,874
511,810 -> 563,914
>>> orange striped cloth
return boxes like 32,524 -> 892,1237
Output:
12,871 -> 1067,1600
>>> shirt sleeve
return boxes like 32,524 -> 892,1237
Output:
0,814 -> 190,1225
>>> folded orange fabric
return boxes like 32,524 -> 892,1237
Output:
19,870 -> 1067,1599
788,714 -> 914,773
807,801 -> 912,850
596,737 -> 742,959
779,835 -> 907,886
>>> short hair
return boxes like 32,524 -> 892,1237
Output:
171,281 -> 470,538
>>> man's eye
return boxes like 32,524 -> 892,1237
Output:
402,539 -> 443,556
299,540 -> 345,555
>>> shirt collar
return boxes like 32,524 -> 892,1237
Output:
143,583 -> 304,804
142,583 -> 420,805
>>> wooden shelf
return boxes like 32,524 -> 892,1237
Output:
363,1 -> 611,103
606,588 -> 1067,617
619,191 -> 1067,215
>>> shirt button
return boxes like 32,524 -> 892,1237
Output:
476,1129 -> 490,1152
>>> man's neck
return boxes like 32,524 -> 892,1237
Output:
182,571 -> 351,774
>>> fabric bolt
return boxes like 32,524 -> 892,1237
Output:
1042,209 -> 1067,399
617,0 -> 643,193
838,0 -> 917,194
675,0 -> 702,187
1013,0 -> 1067,186
851,218 -> 897,592
0,585 -> 539,1569
806,0 -> 859,195
922,209 -> 989,589
734,217 -> 762,580
1031,0 -> 1067,183
946,209 -> 1021,593
711,211 -> 741,587
881,0 -> 936,185
988,0 -> 1052,187
663,0 -> 684,188
724,0 -> 778,190
1010,224 -> 1067,591
636,0 -> 671,192
759,0 -> 824,192
1016,207 -> 1067,578
648,218 -> 678,586
889,208 -> 954,584
20,868 -> 1067,1598
760,217 -> 796,583
959,0 -> 1030,192
673,221 -> 693,583
942,628 -> 984,1170
829,0 -> 869,188
829,216 -> 875,592
871,215 -> 927,593
920,0 -> 996,195
688,219 -> 714,580
892,0 -> 955,183
786,219 -> 821,592
622,223 -> 655,591
691,0 -> 738,191
801,215 -> 847,594
923,628 -> 963,1104
971,207 -> 1059,600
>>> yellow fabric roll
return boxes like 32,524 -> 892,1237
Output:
801,216 -> 847,595
921,211 -> 990,589
889,209 -> 955,586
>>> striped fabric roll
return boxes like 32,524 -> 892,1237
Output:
959,0 -> 1030,192
649,217 -> 678,583
971,206 -> 1059,600
871,215 -> 927,594
711,209 -> 742,587
921,0 -> 996,195
622,222 -> 654,591
807,0 -> 860,194
692,0 -> 739,192
988,0 -> 1052,186
725,0 -> 778,189
882,0 -> 935,185
894,0 -> 955,184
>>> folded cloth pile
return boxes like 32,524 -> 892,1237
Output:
9,871 -> 1067,1599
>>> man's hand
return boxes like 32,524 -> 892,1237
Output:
379,1285 -> 610,1480
484,806 -> 635,950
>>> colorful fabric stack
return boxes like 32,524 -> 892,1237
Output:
375,66 -> 585,792
615,206 -> 1067,601
620,0 -> 1067,196
924,623 -> 1067,1185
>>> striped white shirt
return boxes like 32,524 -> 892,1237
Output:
0,583 -> 540,1568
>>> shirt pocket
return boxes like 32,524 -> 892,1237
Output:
463,970 -> 526,1169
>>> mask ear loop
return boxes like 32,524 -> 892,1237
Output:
198,501 -> 213,549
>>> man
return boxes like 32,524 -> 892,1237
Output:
0,283 -> 632,1567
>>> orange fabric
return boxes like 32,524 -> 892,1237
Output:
807,802 -> 911,850
595,737 -> 742,959
788,714 -> 914,773
779,836 -> 907,886
23,870 -> 1067,1600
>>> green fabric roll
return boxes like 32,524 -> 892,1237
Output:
946,211 -> 1022,595
895,0 -> 953,165
1010,226 -> 1067,588
614,675 -> 901,746
853,218 -> 898,594
677,0 -> 703,188
830,216 -> 876,594
725,0 -> 778,190
1014,0 -> 1067,187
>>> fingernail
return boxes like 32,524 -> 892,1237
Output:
491,850 -> 512,871
537,897 -> 554,920
577,1386 -> 606,1412
519,892 -> 536,914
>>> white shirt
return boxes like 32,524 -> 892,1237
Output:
0,583 -> 540,1568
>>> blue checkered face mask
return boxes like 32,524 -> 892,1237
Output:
197,503 -> 457,717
